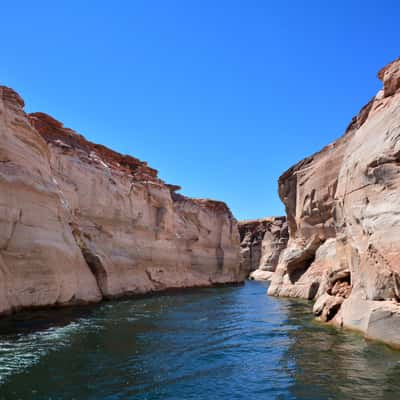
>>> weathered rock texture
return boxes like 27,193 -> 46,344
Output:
0,86 -> 242,315
268,58 -> 400,348
239,217 -> 288,280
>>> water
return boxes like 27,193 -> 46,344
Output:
0,281 -> 400,400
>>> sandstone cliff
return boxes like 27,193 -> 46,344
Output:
0,86 -> 242,315
239,217 -> 288,280
268,58 -> 400,348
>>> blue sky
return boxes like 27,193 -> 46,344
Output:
1,1 -> 399,220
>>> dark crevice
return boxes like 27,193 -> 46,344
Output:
325,302 -> 342,322
287,253 -> 316,284
81,248 -> 108,295
309,281 -> 319,300
70,226 -> 107,296
216,246 -> 224,271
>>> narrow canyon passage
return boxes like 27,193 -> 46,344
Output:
0,281 -> 399,400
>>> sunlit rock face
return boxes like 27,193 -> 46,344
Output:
268,128 -> 354,299
332,59 -> 400,344
0,87 -> 102,314
269,58 -> 400,348
0,86 -> 242,315
238,217 -> 288,280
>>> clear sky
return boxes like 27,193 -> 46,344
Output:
1,1 -> 399,220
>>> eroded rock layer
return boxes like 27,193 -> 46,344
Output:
0,86 -> 242,315
239,217 -> 288,280
268,58 -> 400,348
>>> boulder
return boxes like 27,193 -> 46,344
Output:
249,270 -> 274,281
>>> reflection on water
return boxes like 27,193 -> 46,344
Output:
282,301 -> 400,400
0,281 -> 399,399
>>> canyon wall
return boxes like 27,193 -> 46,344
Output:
0,86 -> 242,315
239,217 -> 288,280
268,58 -> 400,348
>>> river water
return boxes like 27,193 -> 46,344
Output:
0,281 -> 400,400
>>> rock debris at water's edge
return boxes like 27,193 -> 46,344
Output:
0,85 -> 244,316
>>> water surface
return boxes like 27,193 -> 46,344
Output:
1,281 -> 400,400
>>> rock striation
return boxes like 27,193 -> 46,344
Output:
0,86 -> 242,315
239,217 -> 288,280
268,58 -> 400,348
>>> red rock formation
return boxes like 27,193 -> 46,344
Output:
269,58 -> 400,348
239,217 -> 288,280
0,86 -> 242,315
268,132 -> 354,299
0,87 -> 101,314
29,112 -> 160,182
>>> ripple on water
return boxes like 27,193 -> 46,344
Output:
0,281 -> 400,400
0,319 -> 101,383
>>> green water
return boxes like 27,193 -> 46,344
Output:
0,281 -> 399,400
